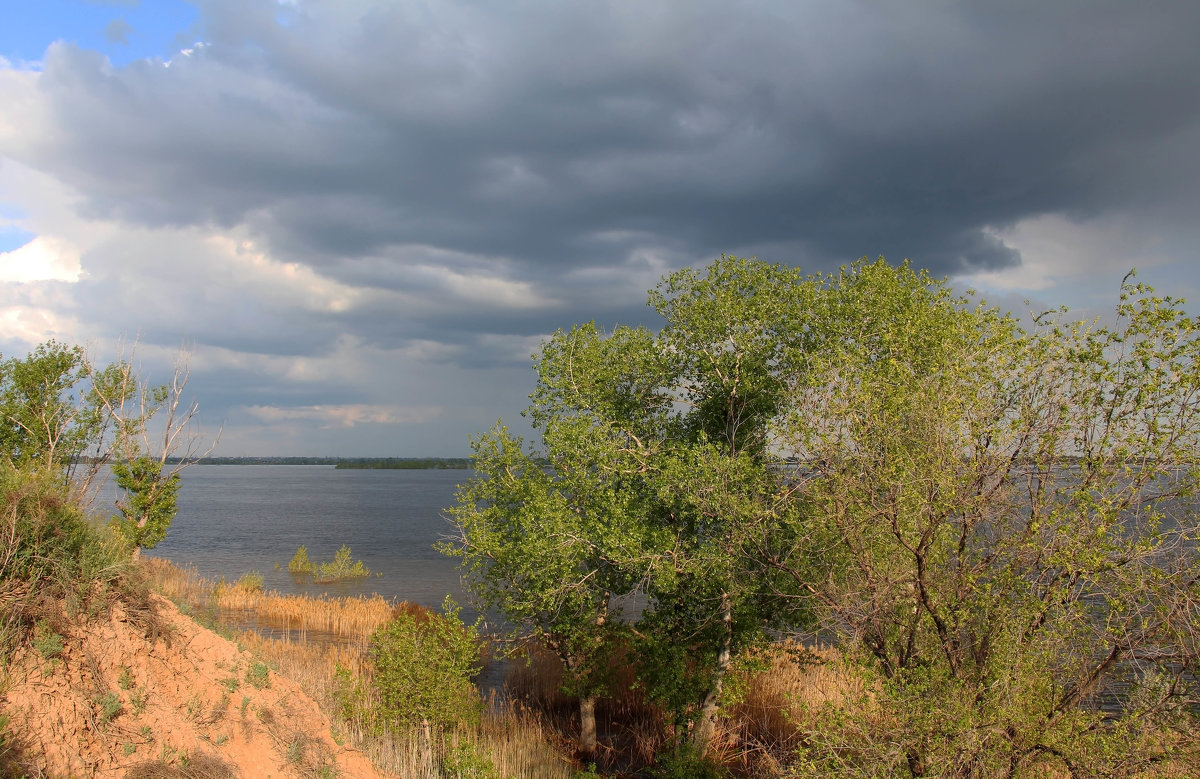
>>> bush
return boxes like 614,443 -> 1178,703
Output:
313,545 -> 369,583
0,464 -> 129,650
288,546 -> 313,574
368,597 -> 483,731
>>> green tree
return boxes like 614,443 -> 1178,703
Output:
447,422 -> 636,758
778,262 -> 1200,776
0,341 -> 107,472
97,349 -> 213,558
450,256 -> 813,758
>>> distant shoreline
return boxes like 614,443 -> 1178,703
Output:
151,456 -> 471,468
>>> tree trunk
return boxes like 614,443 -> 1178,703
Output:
579,695 -> 598,758
691,593 -> 732,756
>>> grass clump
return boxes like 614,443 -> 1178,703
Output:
236,570 -> 263,592
246,660 -> 271,689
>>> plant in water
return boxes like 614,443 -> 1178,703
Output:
236,570 -> 263,592
313,545 -> 370,583
288,546 -> 313,574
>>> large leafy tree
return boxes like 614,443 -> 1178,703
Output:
778,263 -> 1200,777
449,257 -> 815,757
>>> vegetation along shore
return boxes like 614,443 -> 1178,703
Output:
3,257 -> 1200,776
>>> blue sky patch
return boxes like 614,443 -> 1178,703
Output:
0,0 -> 198,67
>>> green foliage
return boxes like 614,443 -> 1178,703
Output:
236,570 -> 263,592
784,262 -> 1200,775
648,745 -> 727,779
96,691 -> 123,723
368,597 -> 483,732
289,545 -> 370,582
450,255 -> 1200,772
111,456 -> 181,551
440,740 -> 500,778
313,545 -> 370,583
288,546 -> 313,574
0,341 -> 101,470
31,620 -> 63,660
245,661 -> 271,690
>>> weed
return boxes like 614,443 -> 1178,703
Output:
139,725 -> 152,739
118,665 -> 135,690
285,736 -> 306,765
96,691 -> 123,723
442,740 -> 500,778
215,734 -> 228,746
123,742 -> 137,756
219,676 -> 240,692
246,660 -> 270,689
240,696 -> 251,718
129,686 -> 148,715
32,620 -> 63,660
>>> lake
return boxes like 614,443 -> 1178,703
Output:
98,465 -> 472,611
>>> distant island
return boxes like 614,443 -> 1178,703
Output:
157,456 -> 471,468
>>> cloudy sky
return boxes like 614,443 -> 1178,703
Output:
1,1 -> 1198,456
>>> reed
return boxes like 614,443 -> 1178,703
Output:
142,558 -> 397,639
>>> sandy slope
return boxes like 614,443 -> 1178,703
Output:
1,593 -> 385,778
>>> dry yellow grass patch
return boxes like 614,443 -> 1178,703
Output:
142,558 -> 396,640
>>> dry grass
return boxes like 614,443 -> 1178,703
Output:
143,558 -> 396,641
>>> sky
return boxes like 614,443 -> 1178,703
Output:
1,1 -> 1198,456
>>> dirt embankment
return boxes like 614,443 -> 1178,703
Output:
1,593 -> 385,778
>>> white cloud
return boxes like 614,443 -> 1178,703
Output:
0,236 -> 84,282
957,214 -> 1174,309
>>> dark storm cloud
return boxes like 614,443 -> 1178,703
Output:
8,0 -> 1200,356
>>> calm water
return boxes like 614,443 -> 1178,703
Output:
103,465 -> 472,610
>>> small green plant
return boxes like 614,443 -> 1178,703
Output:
118,665 -> 135,690
214,734 -> 228,746
237,570 -> 263,592
442,740 -> 500,778
32,620 -> 64,660
140,725 -> 153,739
130,686 -> 148,715
246,661 -> 271,689
97,691 -> 123,723
313,545 -> 370,583
288,546 -> 313,574
123,741 -> 137,756
219,676 -> 240,692
240,696 -> 251,717
285,736 -> 306,765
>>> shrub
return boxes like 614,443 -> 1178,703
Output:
368,596 -> 483,731
313,545 -> 369,583
288,546 -> 313,574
